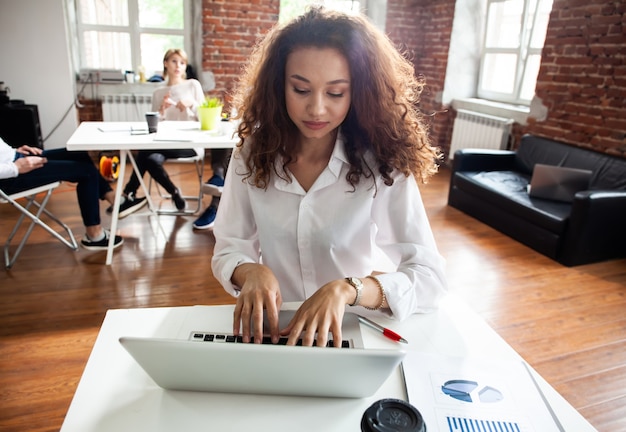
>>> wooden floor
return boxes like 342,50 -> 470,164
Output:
1,163 -> 625,432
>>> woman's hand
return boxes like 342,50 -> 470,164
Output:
232,263 -> 282,344
14,155 -> 47,174
160,92 -> 175,115
280,279 -> 354,347
16,145 -> 42,156
175,100 -> 187,112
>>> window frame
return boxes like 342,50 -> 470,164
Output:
278,0 -> 387,31
477,0 -> 552,106
74,0 -> 187,74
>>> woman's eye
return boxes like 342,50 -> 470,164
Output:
293,88 -> 309,95
328,92 -> 344,98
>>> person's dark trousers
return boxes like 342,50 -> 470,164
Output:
210,148 -> 232,179
0,148 -> 111,227
123,149 -> 196,196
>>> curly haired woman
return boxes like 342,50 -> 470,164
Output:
211,7 -> 447,347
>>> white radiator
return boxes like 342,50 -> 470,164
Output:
449,109 -> 514,159
101,94 -> 153,122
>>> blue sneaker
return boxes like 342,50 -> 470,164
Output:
193,205 -> 217,230
202,175 -> 224,197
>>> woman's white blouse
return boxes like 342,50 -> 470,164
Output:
211,135 -> 447,321
152,79 -> 204,121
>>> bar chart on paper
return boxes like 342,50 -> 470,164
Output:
446,416 -> 521,432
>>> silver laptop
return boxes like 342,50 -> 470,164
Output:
119,310 -> 405,398
528,164 -> 592,202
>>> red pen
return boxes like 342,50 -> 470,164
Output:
358,315 -> 408,344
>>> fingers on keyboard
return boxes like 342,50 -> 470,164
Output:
192,332 -> 350,348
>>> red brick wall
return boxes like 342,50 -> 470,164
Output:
76,98 -> 102,122
201,0 -> 279,108
385,0 -> 456,155
527,0 -> 626,157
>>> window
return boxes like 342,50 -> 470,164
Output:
75,0 -> 185,77
478,0 -> 553,105
279,0 -> 362,24
279,0 -> 387,31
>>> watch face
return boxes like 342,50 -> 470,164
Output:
348,277 -> 363,289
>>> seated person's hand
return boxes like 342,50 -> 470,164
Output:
175,100 -> 187,112
16,145 -> 43,156
160,93 -> 175,114
233,264 -> 282,344
280,279 -> 354,348
14,155 -> 47,174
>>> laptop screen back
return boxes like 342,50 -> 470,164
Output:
119,310 -> 404,398
528,164 -> 592,202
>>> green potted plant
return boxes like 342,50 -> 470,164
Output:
198,96 -> 223,130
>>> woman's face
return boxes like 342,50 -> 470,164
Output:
285,47 -> 351,145
164,53 -> 186,79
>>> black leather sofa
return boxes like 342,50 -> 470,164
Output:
447,134 -> 626,266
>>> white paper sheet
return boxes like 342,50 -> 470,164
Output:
402,352 -> 564,432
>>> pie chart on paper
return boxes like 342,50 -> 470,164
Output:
441,379 -> 504,404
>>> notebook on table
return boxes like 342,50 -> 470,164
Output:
528,164 -> 592,202
119,309 -> 405,398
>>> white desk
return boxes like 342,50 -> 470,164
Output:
66,121 -> 237,264
61,296 -> 597,431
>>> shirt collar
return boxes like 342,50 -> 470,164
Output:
272,131 -> 349,194
328,131 -> 348,178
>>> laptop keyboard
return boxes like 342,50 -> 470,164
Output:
190,332 -> 351,348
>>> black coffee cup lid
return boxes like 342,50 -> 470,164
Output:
361,398 -> 426,432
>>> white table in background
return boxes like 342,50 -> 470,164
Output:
60,296 -> 597,431
66,121 -> 237,265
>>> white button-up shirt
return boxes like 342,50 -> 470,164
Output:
211,135 -> 447,321
0,139 -> 19,180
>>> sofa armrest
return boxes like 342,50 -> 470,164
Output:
451,149 -> 517,173
559,190 -> 626,266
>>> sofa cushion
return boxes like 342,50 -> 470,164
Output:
515,135 -> 626,190
454,170 -> 572,234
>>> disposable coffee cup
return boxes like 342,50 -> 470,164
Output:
361,398 -> 426,432
145,112 -> 159,133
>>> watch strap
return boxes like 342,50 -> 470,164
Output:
345,277 -> 363,307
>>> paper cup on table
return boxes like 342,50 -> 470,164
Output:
145,112 -> 159,133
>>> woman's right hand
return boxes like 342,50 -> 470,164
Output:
14,155 -> 47,174
160,92 -> 175,115
232,263 -> 282,344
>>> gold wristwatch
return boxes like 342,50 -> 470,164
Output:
345,277 -> 363,307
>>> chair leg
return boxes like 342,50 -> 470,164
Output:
154,157 -> 205,216
4,188 -> 78,269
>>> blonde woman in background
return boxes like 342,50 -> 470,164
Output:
112,48 -> 203,216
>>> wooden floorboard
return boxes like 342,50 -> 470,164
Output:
1,163 -> 624,431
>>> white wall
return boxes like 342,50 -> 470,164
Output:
442,0 -> 485,105
0,0 -> 77,149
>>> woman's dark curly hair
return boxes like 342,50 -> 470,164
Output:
232,6 -> 441,189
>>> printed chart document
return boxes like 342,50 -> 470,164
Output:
403,352 -> 563,432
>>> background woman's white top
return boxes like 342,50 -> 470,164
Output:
152,79 -> 204,121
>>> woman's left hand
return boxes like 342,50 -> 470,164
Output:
16,145 -> 42,156
280,279 -> 354,347
175,100 -> 187,112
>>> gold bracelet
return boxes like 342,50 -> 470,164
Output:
364,275 -> 386,310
